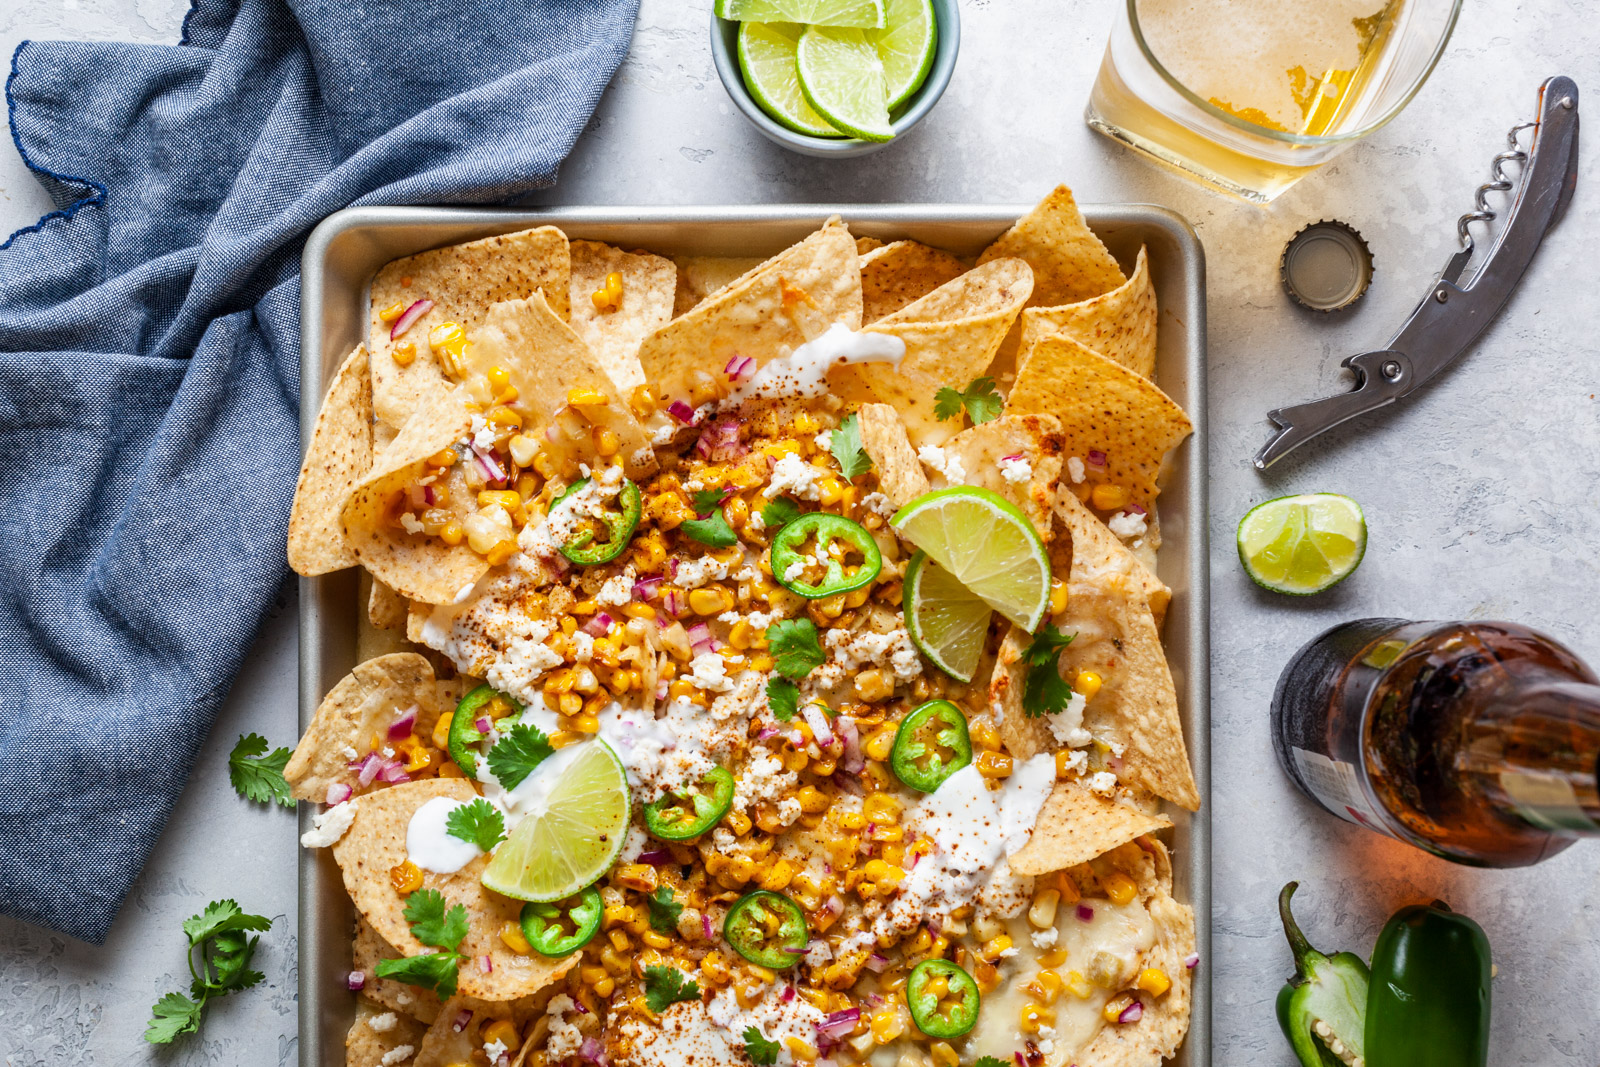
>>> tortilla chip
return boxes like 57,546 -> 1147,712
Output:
356,916 -> 444,1024
289,344 -> 373,575
567,241 -> 676,394
466,292 -> 656,478
670,255 -> 768,317
332,779 -> 579,1001
1055,490 -> 1169,628
1019,245 -> 1157,382
979,185 -> 1125,307
369,227 -> 571,434
1009,780 -> 1171,875
285,653 -> 442,802
348,998 -> 428,1067
369,576 -> 408,631
640,221 -> 862,405
987,624 -> 1055,761
859,240 -> 968,323
855,235 -> 885,254
856,403 -> 929,508
341,391 -> 488,605
943,413 -> 1064,538
835,258 -> 1033,448
414,995 -> 517,1067
1009,335 -> 1192,514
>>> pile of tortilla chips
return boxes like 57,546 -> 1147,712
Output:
287,185 -> 1198,1067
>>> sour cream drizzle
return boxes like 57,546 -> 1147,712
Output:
722,323 -> 906,408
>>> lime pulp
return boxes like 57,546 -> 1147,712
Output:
796,26 -> 895,142
738,22 -> 844,137
904,550 -> 993,683
716,0 -> 885,28
892,487 -> 1052,633
870,0 -> 936,109
1236,493 -> 1367,595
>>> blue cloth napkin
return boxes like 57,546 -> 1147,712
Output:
0,0 -> 637,944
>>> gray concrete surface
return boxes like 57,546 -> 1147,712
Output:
2,0 -> 1598,1063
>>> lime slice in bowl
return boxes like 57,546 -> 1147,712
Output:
797,26 -> 895,142
870,0 -> 937,110
481,739 -> 630,903
716,0 -> 885,27
892,487 -> 1052,633
1237,493 -> 1367,595
738,22 -> 845,138
904,550 -> 992,683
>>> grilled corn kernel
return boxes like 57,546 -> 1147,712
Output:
973,959 -> 1001,994
641,930 -> 673,950
1138,968 -> 1172,998
930,1042 -> 959,1067
854,668 -> 894,703
981,935 -> 1014,962
1104,994 -> 1137,1024
1074,670 -> 1104,701
1029,889 -> 1061,929
485,538 -> 518,566
482,1019 -> 522,1051
1091,483 -> 1129,511
602,904 -> 634,929
969,718 -> 1001,751
976,751 -> 1014,778
614,863 -> 658,894
391,341 -> 417,366
427,448 -> 459,468
757,858 -> 796,891
870,1007 -> 904,1044
594,427 -> 620,457
607,929 -> 631,953
508,434 -> 538,468
862,794 -> 901,824
1020,1003 -> 1056,1034
1026,969 -> 1064,1005
836,810 -> 866,831
567,387 -> 609,407
437,761 -> 466,778
389,861 -> 423,895
1049,578 -> 1069,617
818,477 -> 847,506
486,404 -> 523,428
862,727 -> 896,762
795,786 -> 831,815
688,586 -> 735,615
379,301 -> 408,323
1104,871 -> 1138,907
628,385 -> 656,418
726,809 -> 753,836
431,712 -> 454,750
1055,749 -> 1077,778
784,1038 -> 818,1062
1065,970 -> 1094,999
478,489 -> 523,510
499,921 -> 532,955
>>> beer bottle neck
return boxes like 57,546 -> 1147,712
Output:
1464,682 -> 1600,836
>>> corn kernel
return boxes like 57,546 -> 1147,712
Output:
431,711 -> 454,750
981,934 -> 1013,962
391,341 -> 417,366
438,761 -> 465,778
757,858 -> 796,891
862,794 -> 901,824
862,727 -> 896,762
500,921 -> 532,954
969,718 -> 1001,751
1020,1003 -> 1056,1034
836,810 -> 866,831
641,930 -> 672,950
486,404 -> 523,428
594,427 -> 620,457
485,538 -> 518,566
688,586 -> 735,616
930,1042 -> 959,1067
976,751 -> 1014,778
1026,969 -> 1064,1005
379,301 -> 408,324
1104,871 -> 1138,907
1050,577 -> 1069,617
1104,994 -> 1137,1024
482,1019 -> 521,1051
796,786 -> 831,814
614,863 -> 658,893
869,1007 -> 904,1044
1074,670 -> 1104,701
1053,871 -> 1082,904
477,489 -> 522,510
854,668 -> 894,703
784,1038 -> 817,1062
608,929 -> 631,953
1065,970 -> 1094,999
974,959 -> 1001,994
1055,749 -> 1077,778
568,387 -> 608,407
818,477 -> 846,505
389,861 -> 423,895
1138,968 -> 1172,998
1029,889 -> 1061,929
1091,483 -> 1129,511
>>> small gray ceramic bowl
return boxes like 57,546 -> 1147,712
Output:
710,1 -> 960,158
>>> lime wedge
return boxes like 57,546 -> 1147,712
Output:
1237,493 -> 1367,595
716,0 -> 885,27
892,487 -> 1052,633
796,27 -> 895,142
739,23 -> 845,138
481,740 -> 630,903
904,550 -> 992,683
870,0 -> 937,109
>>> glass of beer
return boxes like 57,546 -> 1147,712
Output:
1086,0 -> 1462,203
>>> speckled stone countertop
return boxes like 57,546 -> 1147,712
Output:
2,0 -> 1597,1064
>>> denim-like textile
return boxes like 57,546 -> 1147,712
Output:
0,0 -> 637,943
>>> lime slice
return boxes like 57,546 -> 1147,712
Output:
739,23 -> 845,138
904,550 -> 992,683
892,487 -> 1052,633
1237,493 -> 1367,595
481,740 -> 630,903
716,0 -> 885,28
870,0 -> 937,110
796,27 -> 895,143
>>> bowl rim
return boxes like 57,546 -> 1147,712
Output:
709,0 -> 961,156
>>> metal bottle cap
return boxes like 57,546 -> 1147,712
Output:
1280,220 -> 1374,312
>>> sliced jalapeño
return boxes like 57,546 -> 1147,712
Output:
447,683 -> 522,780
905,958 -> 980,1037
644,767 -> 736,841
723,890 -> 809,969
890,699 -> 973,793
556,476 -> 642,566
519,885 -> 604,956
769,513 -> 882,598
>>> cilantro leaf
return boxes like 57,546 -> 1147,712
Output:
760,497 -> 802,530
486,723 -> 554,791
743,1025 -> 781,1066
182,899 -> 273,945
643,964 -> 701,1013
829,413 -> 872,479
692,486 -> 732,516
403,888 -> 470,951
374,951 -> 462,998
765,618 -> 825,681
445,798 -> 505,852
647,886 -> 683,935
145,992 -> 204,1044
682,509 -> 738,548
974,1058 -> 1011,1067
765,677 -> 799,722
196,928 -> 265,995
1021,626 -> 1077,718
227,733 -> 294,808
934,377 -> 1003,427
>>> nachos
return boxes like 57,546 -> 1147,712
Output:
288,185 -> 1198,1067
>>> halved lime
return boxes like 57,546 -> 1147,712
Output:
904,550 -> 992,683
796,27 -> 895,142
892,487 -> 1052,633
870,0 -> 937,109
739,23 -> 844,138
1237,493 -> 1367,595
480,740 -> 630,903
716,0 -> 884,27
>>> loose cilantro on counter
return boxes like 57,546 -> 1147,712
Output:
765,677 -> 800,722
445,798 -> 505,852
144,899 -> 273,1044
227,733 -> 293,808
743,1026 -> 781,1065
1021,626 -> 1077,718
373,889 -> 469,997
647,886 -> 683,935
486,723 -> 554,791
829,412 -> 872,478
766,618 -> 825,680
934,376 -> 1003,426
643,964 -> 700,1012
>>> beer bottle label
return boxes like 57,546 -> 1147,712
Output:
1289,747 -> 1392,834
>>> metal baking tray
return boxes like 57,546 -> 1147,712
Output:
298,204 -> 1210,1067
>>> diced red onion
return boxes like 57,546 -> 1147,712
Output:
473,448 -> 506,483
836,716 -> 863,773
822,894 -> 844,918
655,681 -> 668,701
354,753 -> 382,787
864,953 -> 889,973
1001,452 -> 1024,462
756,726 -> 779,741
390,299 -> 432,339
423,485 -> 436,506
781,984 -> 795,1003
378,760 -> 410,784
1126,503 -> 1147,515
579,1036 -> 608,1065
661,589 -> 686,617
1107,756 -> 1125,773
406,484 -> 428,510
1076,904 -> 1095,922
1184,953 -> 1200,970
633,574 -> 664,601
803,703 -> 834,748
695,417 -> 748,461
585,613 -> 615,637
475,716 -> 493,735
665,557 -> 679,580
1013,1054 -> 1026,1067
703,914 -> 714,939
326,782 -> 352,806
495,1055 -> 511,1067
686,622 -> 718,655
637,848 -> 674,866
1118,1000 -> 1143,1023
574,998 -> 589,1014
452,1008 -> 474,1032
478,955 -> 493,974
667,400 -> 698,424
346,970 -> 365,991
387,705 -> 418,740
724,354 -> 756,381
782,944 -> 809,955
816,1008 -> 859,1040
819,1059 -> 837,1067
1087,449 -> 1107,467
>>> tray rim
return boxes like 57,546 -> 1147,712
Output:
297,202 -> 1211,1067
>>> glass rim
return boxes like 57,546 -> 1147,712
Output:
1125,0 -> 1464,147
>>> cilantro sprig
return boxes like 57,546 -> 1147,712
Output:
765,619 -> 825,681
683,486 -> 738,547
934,377 -> 1003,427
486,723 -> 554,791
445,798 -> 505,852
765,677 -> 800,722
647,886 -> 683,935
760,497 -> 802,530
829,413 -> 872,479
643,964 -> 701,1012
974,1057 -> 1011,1067
144,900 -> 274,1044
227,734 -> 293,808
373,889 -> 470,997
1021,626 -> 1077,718
743,1026 -> 781,1065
